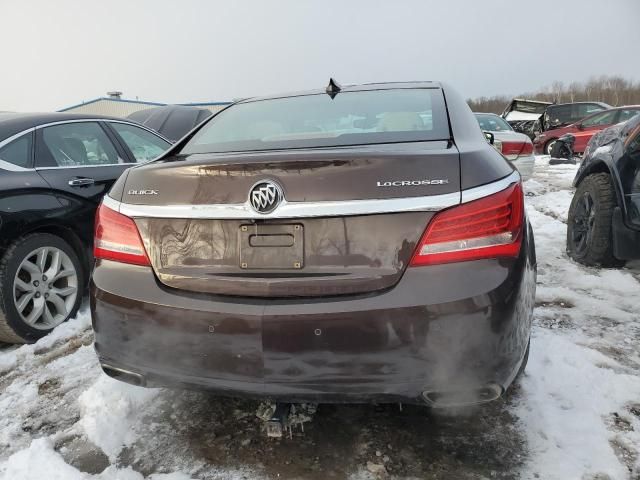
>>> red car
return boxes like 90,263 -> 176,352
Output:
533,106 -> 640,155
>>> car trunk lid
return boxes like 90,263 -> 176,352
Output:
127,142 -> 461,297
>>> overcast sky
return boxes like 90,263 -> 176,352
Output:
2,0 -> 639,112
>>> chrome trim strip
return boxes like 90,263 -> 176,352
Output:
36,161 -> 129,170
0,127 -> 35,150
461,170 -> 520,203
33,118 -> 171,142
0,159 -> 33,172
103,171 -> 521,220
101,195 -> 122,212
110,192 -> 461,219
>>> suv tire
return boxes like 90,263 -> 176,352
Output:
567,173 -> 625,267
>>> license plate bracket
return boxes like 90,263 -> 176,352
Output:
239,224 -> 304,269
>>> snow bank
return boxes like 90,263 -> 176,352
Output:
0,438 -> 193,480
0,308 -> 96,460
78,376 -> 160,462
1,438 -> 86,480
517,156 -> 640,478
517,329 -> 640,479
0,308 -> 91,375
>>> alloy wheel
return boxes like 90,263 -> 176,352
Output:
12,246 -> 78,330
570,192 -> 596,256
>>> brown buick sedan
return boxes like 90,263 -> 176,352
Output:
90,81 -> 536,407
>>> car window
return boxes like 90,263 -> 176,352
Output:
0,134 -> 32,168
110,123 -> 171,163
581,111 -> 617,128
618,109 -> 640,123
39,122 -> 122,168
181,89 -> 450,154
475,114 -> 513,132
545,105 -> 572,127
577,104 -> 606,117
545,104 -> 607,128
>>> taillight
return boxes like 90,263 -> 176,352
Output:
501,140 -> 533,159
94,202 -> 150,266
520,142 -> 533,155
410,182 -> 524,266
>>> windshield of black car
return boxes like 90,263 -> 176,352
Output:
180,88 -> 450,154
475,114 -> 513,132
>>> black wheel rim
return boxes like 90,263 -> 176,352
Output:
571,192 -> 596,255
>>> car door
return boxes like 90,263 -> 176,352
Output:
574,110 -> 618,152
104,122 -> 171,164
34,121 -> 134,247
34,121 -> 132,204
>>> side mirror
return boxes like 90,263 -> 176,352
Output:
484,131 -> 495,145
576,123 -> 584,131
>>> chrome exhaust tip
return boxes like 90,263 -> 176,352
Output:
101,364 -> 146,387
422,383 -> 503,408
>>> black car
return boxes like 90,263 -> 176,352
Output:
567,114 -> 640,267
0,113 -> 171,343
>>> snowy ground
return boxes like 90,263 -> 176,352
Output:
1,156 -> 639,480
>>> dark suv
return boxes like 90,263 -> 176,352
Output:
91,81 -> 536,408
567,114 -> 640,266
0,113 -> 171,343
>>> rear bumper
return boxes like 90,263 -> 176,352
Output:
91,228 -> 536,405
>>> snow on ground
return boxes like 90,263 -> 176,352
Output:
0,155 -> 639,479
518,157 -> 640,479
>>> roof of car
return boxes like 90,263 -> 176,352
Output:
608,105 -> 640,110
578,105 -> 640,119
548,101 -> 611,108
237,81 -> 443,103
0,112 -> 135,140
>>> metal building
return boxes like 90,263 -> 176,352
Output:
59,92 -> 230,118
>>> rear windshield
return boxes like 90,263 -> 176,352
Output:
181,89 -> 450,154
475,114 -> 513,132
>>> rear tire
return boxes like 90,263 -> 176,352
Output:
566,173 -> 626,268
544,139 -> 557,155
0,234 -> 83,344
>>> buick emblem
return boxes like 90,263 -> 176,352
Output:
249,181 -> 283,214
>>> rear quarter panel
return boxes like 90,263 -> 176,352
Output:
0,170 -> 94,262
441,83 -> 515,189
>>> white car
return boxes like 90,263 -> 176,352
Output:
475,113 -> 535,180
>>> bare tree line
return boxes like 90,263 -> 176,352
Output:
467,75 -> 640,114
